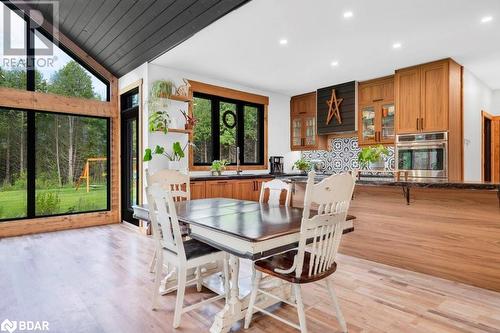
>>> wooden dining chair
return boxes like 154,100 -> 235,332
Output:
147,184 -> 229,328
259,178 -> 291,207
244,171 -> 356,333
145,169 -> 190,274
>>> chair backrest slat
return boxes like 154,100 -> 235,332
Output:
259,179 -> 291,207
146,185 -> 186,260
290,171 -> 356,278
146,169 -> 191,202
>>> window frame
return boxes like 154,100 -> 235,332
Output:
0,3 -> 110,100
0,107 -> 111,223
192,91 -> 265,167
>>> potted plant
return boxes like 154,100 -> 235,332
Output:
150,80 -> 175,99
210,160 -> 229,176
292,158 -> 312,174
180,109 -> 197,130
148,80 -> 176,115
143,141 -> 192,170
357,145 -> 389,170
148,110 -> 170,134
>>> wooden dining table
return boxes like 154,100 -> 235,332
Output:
133,198 -> 355,333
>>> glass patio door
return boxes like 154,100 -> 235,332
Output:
120,89 -> 139,225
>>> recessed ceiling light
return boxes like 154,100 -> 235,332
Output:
392,42 -> 402,49
331,61 -> 339,67
481,16 -> 493,23
343,11 -> 353,19
279,39 -> 288,45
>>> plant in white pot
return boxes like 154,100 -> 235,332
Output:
357,145 -> 389,170
143,141 -> 192,171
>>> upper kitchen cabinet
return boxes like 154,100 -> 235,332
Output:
395,59 -> 462,134
290,92 -> 327,151
395,58 -> 463,181
358,76 -> 395,145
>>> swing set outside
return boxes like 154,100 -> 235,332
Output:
75,157 -> 107,193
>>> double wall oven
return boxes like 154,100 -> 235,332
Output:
396,132 -> 448,180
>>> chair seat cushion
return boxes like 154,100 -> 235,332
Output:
254,249 -> 337,284
181,239 -> 221,260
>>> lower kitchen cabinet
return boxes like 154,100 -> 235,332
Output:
190,178 -> 273,201
205,180 -> 234,198
190,181 -> 206,199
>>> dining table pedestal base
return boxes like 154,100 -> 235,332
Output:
210,254 -> 293,333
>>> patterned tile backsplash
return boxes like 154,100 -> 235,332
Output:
302,137 -> 395,174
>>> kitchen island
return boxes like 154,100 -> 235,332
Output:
284,175 -> 500,292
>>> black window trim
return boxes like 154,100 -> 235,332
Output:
193,92 -> 265,166
0,107 -> 111,223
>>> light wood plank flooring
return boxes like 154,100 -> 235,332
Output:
0,224 -> 499,333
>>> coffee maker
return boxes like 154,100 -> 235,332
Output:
269,156 -> 284,175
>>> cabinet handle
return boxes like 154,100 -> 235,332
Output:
373,98 -> 384,102
420,118 -> 424,130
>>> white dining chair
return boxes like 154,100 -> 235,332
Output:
259,178 -> 291,207
147,184 -> 229,328
145,169 -> 190,274
244,171 -> 356,333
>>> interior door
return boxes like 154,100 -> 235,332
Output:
120,89 -> 140,225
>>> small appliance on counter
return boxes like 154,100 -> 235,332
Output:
395,132 -> 448,180
269,156 -> 284,175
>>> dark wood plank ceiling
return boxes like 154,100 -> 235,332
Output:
14,0 -> 251,78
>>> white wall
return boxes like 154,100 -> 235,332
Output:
462,69 -> 493,181
119,63 -> 300,183
492,90 -> 500,115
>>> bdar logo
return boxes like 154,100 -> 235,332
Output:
1,319 -> 17,333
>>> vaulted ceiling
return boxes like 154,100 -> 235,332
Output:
12,0 -> 251,77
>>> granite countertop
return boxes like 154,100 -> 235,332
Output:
189,172 -> 499,191
280,174 -> 500,191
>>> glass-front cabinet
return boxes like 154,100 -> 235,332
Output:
304,116 -> 317,146
361,106 -> 376,143
358,76 -> 395,146
290,91 -> 327,151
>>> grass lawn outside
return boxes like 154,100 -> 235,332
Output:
0,186 -> 107,220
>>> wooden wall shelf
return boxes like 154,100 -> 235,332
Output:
169,94 -> 192,102
155,128 -> 192,134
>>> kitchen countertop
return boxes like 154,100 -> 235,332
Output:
280,174 -> 500,191
189,172 -> 499,191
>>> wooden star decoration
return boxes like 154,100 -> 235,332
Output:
325,89 -> 343,125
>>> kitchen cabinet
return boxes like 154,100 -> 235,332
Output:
205,180 -> 234,198
190,181 -> 206,199
395,58 -> 463,181
358,76 -> 395,145
395,59 -> 458,134
194,178 -> 273,201
290,92 -> 327,151
233,178 -> 272,201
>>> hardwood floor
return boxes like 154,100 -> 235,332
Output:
0,224 -> 499,333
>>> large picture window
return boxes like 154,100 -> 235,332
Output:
0,108 -> 110,221
193,92 -> 264,166
0,3 -> 109,100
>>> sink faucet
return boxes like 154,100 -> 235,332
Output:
236,146 -> 242,175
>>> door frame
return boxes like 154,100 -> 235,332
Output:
481,110 -> 500,182
119,80 -> 143,224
